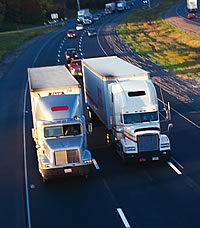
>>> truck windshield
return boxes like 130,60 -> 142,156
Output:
124,111 -> 158,124
44,124 -> 82,138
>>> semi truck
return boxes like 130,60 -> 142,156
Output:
77,8 -> 92,22
28,65 -> 92,181
105,2 -> 116,14
82,56 -> 172,162
187,0 -> 198,12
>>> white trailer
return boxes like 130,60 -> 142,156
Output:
82,56 -> 172,162
28,65 -> 92,181
77,8 -> 92,22
105,2 -> 116,13
187,0 -> 198,12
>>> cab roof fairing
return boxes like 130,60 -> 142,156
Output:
111,80 -> 158,114
35,94 -> 81,121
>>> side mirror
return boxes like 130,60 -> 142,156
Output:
86,123 -> 93,134
167,123 -> 173,132
36,144 -> 40,149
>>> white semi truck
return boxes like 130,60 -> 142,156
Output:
187,0 -> 198,12
28,65 -> 92,181
82,56 -> 172,162
77,8 -> 92,22
105,2 -> 116,14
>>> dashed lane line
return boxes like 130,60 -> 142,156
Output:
117,208 -> 131,228
92,159 -> 100,170
168,162 -> 182,175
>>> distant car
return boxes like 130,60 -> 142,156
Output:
87,28 -> 97,37
100,12 -> 106,17
92,15 -> 99,21
65,48 -> 79,64
76,24 -> 84,31
187,13 -> 196,19
68,59 -> 82,76
77,17 -> 83,23
67,29 -> 76,38
83,16 -> 92,25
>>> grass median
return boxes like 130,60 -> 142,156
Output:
0,25 -> 63,62
117,0 -> 200,81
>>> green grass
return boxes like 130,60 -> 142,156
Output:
0,25 -> 62,61
117,0 -> 200,81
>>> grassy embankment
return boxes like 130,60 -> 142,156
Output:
0,25 -> 65,62
117,0 -> 200,81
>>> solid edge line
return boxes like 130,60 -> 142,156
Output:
23,82 -> 32,228
92,159 -> 100,170
97,22 -> 108,56
117,208 -> 131,228
158,98 -> 200,129
168,162 -> 182,175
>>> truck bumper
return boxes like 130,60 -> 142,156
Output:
40,164 -> 92,181
123,150 -> 170,162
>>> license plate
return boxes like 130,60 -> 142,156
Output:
152,157 -> 159,161
64,168 -> 72,173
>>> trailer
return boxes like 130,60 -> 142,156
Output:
187,0 -> 198,13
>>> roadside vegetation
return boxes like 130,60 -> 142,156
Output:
117,0 -> 200,81
0,25 -> 62,61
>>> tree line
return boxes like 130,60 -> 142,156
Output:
0,0 -> 109,27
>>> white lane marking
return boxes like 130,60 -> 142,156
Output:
58,54 -> 60,57
79,48 -> 82,52
23,82 -> 32,228
117,208 -> 131,228
92,159 -> 100,170
57,59 -> 60,63
168,162 -> 182,175
80,53 -> 83,56
171,107 -> 200,129
158,98 -> 200,129
79,44 -> 81,48
97,24 -> 108,56
176,5 -> 200,26
171,157 -> 184,169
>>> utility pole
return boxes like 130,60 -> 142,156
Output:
77,0 -> 80,10
148,0 -> 151,8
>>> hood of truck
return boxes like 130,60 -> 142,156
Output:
124,122 -> 160,136
44,136 -> 83,151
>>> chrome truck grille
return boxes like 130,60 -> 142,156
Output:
55,150 -> 80,166
137,134 -> 159,152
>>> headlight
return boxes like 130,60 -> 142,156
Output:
161,143 -> 170,148
82,149 -> 92,163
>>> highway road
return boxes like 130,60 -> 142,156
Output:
1,1 -> 200,227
